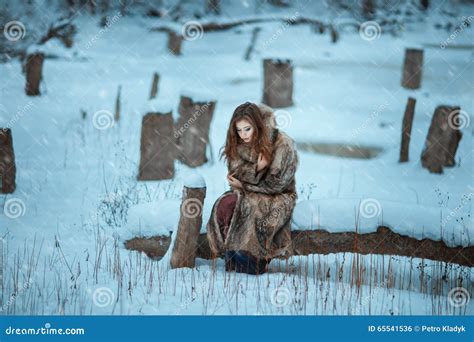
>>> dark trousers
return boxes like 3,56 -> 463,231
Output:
216,192 -> 268,274
216,192 -> 238,240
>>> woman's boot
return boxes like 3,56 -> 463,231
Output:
232,250 -> 268,275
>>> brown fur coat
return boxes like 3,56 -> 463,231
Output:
206,104 -> 299,260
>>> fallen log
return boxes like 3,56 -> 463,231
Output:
125,226 -> 474,267
150,17 -> 359,34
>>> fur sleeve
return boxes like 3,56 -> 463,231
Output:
242,137 -> 298,194
228,158 -> 266,185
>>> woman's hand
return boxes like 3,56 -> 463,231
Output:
227,172 -> 243,189
257,153 -> 269,171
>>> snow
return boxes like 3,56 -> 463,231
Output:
25,44 -> 47,55
26,38 -> 86,60
184,172 -> 206,188
180,88 -> 217,103
145,98 -> 174,114
0,0 -> 473,316
124,199 -> 179,240
292,198 -> 473,247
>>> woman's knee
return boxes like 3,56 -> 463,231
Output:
217,193 -> 238,225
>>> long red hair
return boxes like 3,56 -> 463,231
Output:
220,102 -> 273,166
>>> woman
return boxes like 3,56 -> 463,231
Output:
206,102 -> 299,275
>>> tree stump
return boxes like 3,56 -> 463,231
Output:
206,0 -> 220,14
25,53 -> 44,96
262,58 -> 293,108
399,97 -> 416,162
171,175 -> 206,269
114,85 -> 121,122
421,105 -> 463,174
138,105 -> 175,180
149,72 -> 160,99
362,0 -> 375,19
401,48 -> 423,89
168,31 -> 183,55
0,128 -> 16,193
244,27 -> 260,61
330,24 -> 339,43
175,94 -> 216,167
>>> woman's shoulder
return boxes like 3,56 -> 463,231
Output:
274,130 -> 297,150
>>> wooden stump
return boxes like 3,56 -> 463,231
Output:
138,111 -> 175,180
399,97 -> 416,162
25,53 -> 44,96
114,85 -> 121,122
362,0 -> 375,19
244,27 -> 260,61
175,95 -> 216,167
168,31 -> 183,55
401,48 -> 423,89
0,128 -> 16,194
330,24 -> 339,43
149,72 -> 160,99
206,0 -> 220,14
312,22 -> 325,34
262,58 -> 293,108
421,105 -> 463,173
171,180 -> 206,268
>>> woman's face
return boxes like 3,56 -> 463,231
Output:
236,119 -> 254,143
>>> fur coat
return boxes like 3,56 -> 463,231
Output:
206,104 -> 299,260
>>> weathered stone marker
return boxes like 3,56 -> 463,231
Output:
171,174 -> 206,268
262,58 -> 293,108
175,92 -> 216,167
114,85 -> 121,122
0,128 -> 16,193
25,52 -> 44,96
138,100 -> 175,180
421,105 -> 463,173
168,31 -> 183,55
399,97 -> 416,162
149,72 -> 160,99
401,48 -> 423,89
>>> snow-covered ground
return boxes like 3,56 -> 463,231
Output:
0,1 -> 472,315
